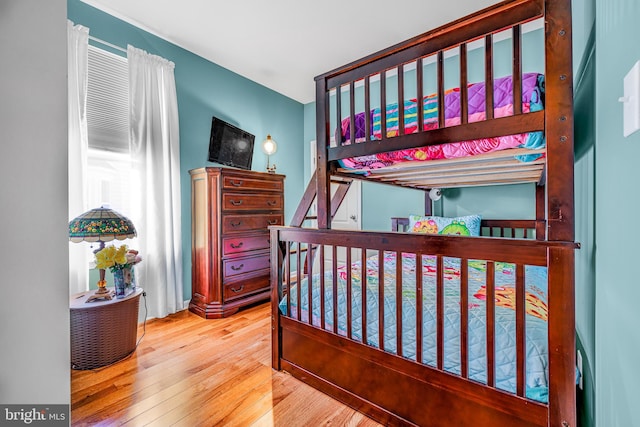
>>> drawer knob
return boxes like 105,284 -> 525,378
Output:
268,219 -> 278,225
230,242 -> 244,249
230,285 -> 245,293
230,200 -> 243,206
267,200 -> 277,206
230,180 -> 243,187
231,221 -> 242,227
231,263 -> 244,271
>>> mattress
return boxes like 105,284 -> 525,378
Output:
337,73 -> 545,171
280,252 -> 549,403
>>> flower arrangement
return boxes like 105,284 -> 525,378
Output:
95,244 -> 142,272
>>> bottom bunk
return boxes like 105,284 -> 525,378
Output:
270,226 -> 577,427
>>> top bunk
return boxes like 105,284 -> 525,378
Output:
314,0 -> 574,194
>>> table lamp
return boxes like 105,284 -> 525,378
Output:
69,206 -> 137,302
262,134 -> 277,173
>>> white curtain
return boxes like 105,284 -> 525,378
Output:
128,45 -> 183,318
68,20 -> 90,295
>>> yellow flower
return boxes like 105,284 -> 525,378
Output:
95,244 -> 130,271
114,245 -> 128,265
95,248 -> 114,270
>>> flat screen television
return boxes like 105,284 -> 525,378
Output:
207,117 -> 255,170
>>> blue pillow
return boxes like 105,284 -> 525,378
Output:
408,214 -> 482,237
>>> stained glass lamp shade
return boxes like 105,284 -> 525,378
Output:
69,206 -> 137,246
69,206 -> 137,301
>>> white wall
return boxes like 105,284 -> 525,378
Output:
0,0 -> 70,405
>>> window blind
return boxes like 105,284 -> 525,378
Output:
87,45 -> 129,153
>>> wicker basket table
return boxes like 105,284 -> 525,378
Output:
70,288 -> 142,370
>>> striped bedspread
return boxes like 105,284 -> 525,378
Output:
337,73 -> 545,171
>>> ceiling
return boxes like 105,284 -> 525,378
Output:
81,0 -> 502,104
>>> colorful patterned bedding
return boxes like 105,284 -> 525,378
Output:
280,252 -> 549,403
337,73 -> 545,171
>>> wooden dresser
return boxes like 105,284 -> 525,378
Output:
189,167 -> 285,318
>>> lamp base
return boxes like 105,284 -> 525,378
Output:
86,280 -> 113,303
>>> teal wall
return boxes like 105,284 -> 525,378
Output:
595,0 -> 640,426
574,64 -> 596,427
573,3 -> 596,425
439,184 -> 535,218
68,0 -> 305,301
361,183 -> 425,231
573,0 -> 597,75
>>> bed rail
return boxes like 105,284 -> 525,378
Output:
271,226 -> 576,426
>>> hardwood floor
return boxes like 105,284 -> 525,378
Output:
71,302 -> 381,426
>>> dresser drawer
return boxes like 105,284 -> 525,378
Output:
222,175 -> 284,192
222,234 -> 271,256
222,193 -> 283,212
223,253 -> 270,279
223,275 -> 269,302
222,214 -> 283,234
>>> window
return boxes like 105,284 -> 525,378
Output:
86,45 -> 132,214
87,45 -> 129,153
85,45 -> 137,251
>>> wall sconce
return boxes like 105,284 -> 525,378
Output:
429,188 -> 442,201
262,134 -> 277,173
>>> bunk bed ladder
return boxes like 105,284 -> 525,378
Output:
285,170 -> 353,279
289,170 -> 353,228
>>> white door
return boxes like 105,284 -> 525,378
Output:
309,140 -> 361,270
330,179 -> 361,231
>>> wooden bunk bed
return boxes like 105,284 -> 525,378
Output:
270,0 -> 577,426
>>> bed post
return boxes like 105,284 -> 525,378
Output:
423,191 -> 433,216
270,227 -> 283,370
547,246 -> 576,427
315,77 -> 331,229
544,0 -> 575,243
544,0 -> 576,426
